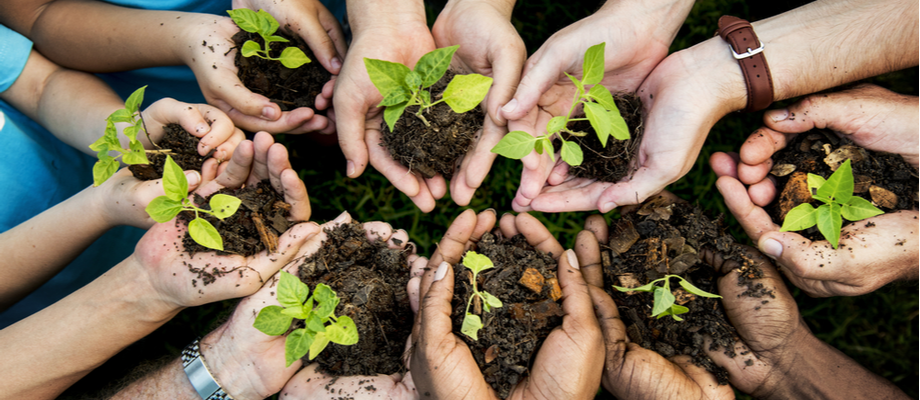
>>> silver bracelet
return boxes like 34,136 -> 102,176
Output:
181,338 -> 234,400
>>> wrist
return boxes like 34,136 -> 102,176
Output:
123,253 -> 187,322
670,37 -> 749,116
597,0 -> 694,42
198,325 -> 265,400
444,0 -> 515,18
347,0 -> 427,37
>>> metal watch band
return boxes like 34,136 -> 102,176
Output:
717,15 -> 775,112
181,338 -> 233,400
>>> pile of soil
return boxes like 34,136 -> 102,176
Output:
767,131 -> 919,241
129,123 -> 211,180
601,197 -> 772,384
382,71 -> 484,180
451,232 -> 563,398
232,28 -> 330,112
562,93 -> 643,182
297,222 -> 413,377
179,180 -> 295,258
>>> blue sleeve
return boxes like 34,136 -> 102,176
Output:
0,24 -> 33,93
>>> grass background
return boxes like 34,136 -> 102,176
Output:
64,0 -> 918,398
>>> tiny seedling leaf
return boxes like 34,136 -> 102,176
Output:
651,286 -> 676,317
534,137 -> 545,154
227,8 -> 262,33
312,283 -> 339,320
462,251 -> 494,275
608,108 -> 630,141
841,196 -> 884,221
677,278 -> 722,298
587,84 -> 616,110
209,194 -> 241,220
326,316 -> 359,345
92,155 -> 119,187
279,47 -> 311,69
308,331 -> 330,360
461,313 -> 483,341
612,281 -> 657,293
278,270 -> 309,308
145,197 -> 183,223
305,311 -> 326,332
108,108 -> 135,124
285,328 -> 315,367
443,74 -> 493,114
122,124 -> 139,142
584,102 -> 611,146
365,58 -> 412,98
414,45 -> 459,88
378,89 -> 411,107
253,305 -> 294,336
560,140 -> 584,166
124,86 -> 146,113
383,101 -> 408,132
546,116 -> 567,134
479,291 -> 503,309
817,159 -> 854,203
241,40 -> 262,57
491,130 -> 536,159
281,305 -> 310,320
807,174 -> 826,195
188,218 -> 224,251
265,35 -> 289,43
122,139 -> 149,165
564,71 -> 585,97
658,304 -> 689,321
257,9 -> 279,35
162,156 -> 189,202
581,43 -> 606,86
816,203 -> 843,249
780,203 -> 818,232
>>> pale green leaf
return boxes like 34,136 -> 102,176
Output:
405,70 -> 422,89
377,89 -> 410,107
278,270 -> 309,308
108,108 -> 135,124
209,194 -> 241,220
92,156 -> 119,187
227,9 -> 262,33
383,101 -> 408,132
546,116 -> 567,134
462,251 -> 494,275
162,156 -> 188,202
587,84 -> 615,110
841,196 -> 884,221
279,47 -> 311,69
560,140 -> 583,166
308,331 -> 330,360
364,58 -> 411,97
257,9 -> 279,35
608,108 -> 630,141
285,328 -> 315,366
564,71 -> 585,97
651,286 -> 676,317
188,218 -> 224,251
582,43 -> 606,86
461,313 -> 483,341
443,73 -> 493,114
491,130 -> 536,159
584,102 -> 611,137
677,278 -> 721,298
419,89 -> 431,106
145,196 -> 183,223
312,283 -> 339,320
305,310 -> 326,332
612,281 -> 656,293
780,203 -> 818,232
326,316 -> 359,345
281,305 -> 310,320
658,304 -> 689,321
414,45 -> 459,88
90,122 -> 118,152
241,40 -> 262,58
253,305 -> 294,336
124,86 -> 146,114
816,203 -> 843,249
817,159 -> 854,203
480,291 -> 503,309
807,173 -> 826,195
121,139 -> 149,165
534,137 -> 545,155
265,35 -> 289,44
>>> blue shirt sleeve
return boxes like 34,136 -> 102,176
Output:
0,24 -> 33,93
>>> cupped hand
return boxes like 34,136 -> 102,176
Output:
141,97 -> 245,161
96,167 -> 202,230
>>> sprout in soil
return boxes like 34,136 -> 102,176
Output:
89,86 -> 164,186
228,8 -> 311,69
459,251 -> 503,340
613,274 -> 721,321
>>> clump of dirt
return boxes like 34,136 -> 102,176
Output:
129,123 -> 211,180
232,28 -> 331,112
297,222 -> 413,377
601,196 -> 771,384
451,232 -> 562,398
767,131 -> 919,241
179,180 -> 295,257
382,71 -> 484,180
562,93 -> 643,182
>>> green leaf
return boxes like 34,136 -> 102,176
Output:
278,270 -> 309,308
279,47 -> 311,69
419,90 -> 431,106
145,196 -> 183,223
443,74 -> 493,114
587,84 -> 615,110
90,123 -> 118,152
161,156 -> 188,202
461,313 -> 483,341
326,316 -> 359,345
304,310 -> 326,332
92,156 -> 119,187
108,108 -> 135,124
658,304 -> 690,321
612,281 -> 657,293
582,43 -> 606,86
677,278 -> 721,298
405,70 -> 422,89
546,116 -> 567,134
383,101 -> 408,132
780,203 -> 818,232
560,140 -> 583,166
257,9 -> 279,35
241,40 -> 262,57
122,139 -> 149,165
807,173 -> 826,195
364,58 -> 412,98
285,328 -> 315,367
651,286 -> 676,317
842,196 -> 884,221
491,130 -> 536,159
265,35 -> 289,44
227,9 -> 262,33
584,102 -> 611,147
564,71 -> 585,97
188,218 -> 224,251
533,137 -> 545,155
308,331 -> 330,360
281,305 -> 310,320
124,86 -> 146,114
462,251 -> 494,275
377,89 -> 410,107
479,291 -> 503,311
312,283 -> 339,320
817,159 -> 854,203
414,45 -> 459,88
209,194 -> 241,220
123,123 -> 139,143
253,305 -> 294,336
816,203 -> 843,249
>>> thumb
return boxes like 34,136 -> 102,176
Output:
418,261 -> 455,342
757,231 -> 846,296
501,51 -> 566,121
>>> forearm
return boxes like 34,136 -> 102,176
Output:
596,0 -> 695,45
346,0 -> 427,36
0,256 -> 180,399
108,358 -> 200,400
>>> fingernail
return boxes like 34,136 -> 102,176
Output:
601,202 -> 617,213
433,261 -> 449,282
195,123 -> 210,134
565,249 -> 580,270
346,161 -> 356,177
501,98 -> 518,113
761,238 -> 783,259
261,106 -> 278,120
483,208 -> 496,216
331,56 -> 342,70
185,171 -> 201,186
333,211 -> 350,224
767,109 -> 789,122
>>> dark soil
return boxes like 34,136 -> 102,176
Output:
451,232 -> 563,398
601,196 -> 772,385
129,123 -> 211,180
232,27 -> 331,112
382,71 -> 484,180
179,180 -> 295,258
767,130 -> 919,241
563,93 -> 644,182
297,222 -> 413,377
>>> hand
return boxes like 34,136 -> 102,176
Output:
141,97 -> 245,161
412,211 -> 605,400
431,0 -> 526,205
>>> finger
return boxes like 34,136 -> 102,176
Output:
588,284 -> 629,351
291,8 -> 343,75
333,80 -> 373,178
387,229 -> 410,250
498,212 -> 518,237
575,230 -> 604,287
472,209 -> 497,243
515,213 -> 564,259
425,174 -> 448,200
452,124 -> 499,206
557,249 -> 598,324
280,169 -> 311,221
671,355 -> 733,398
193,104 -> 239,158
408,255 -> 428,314
709,152 -> 740,180
249,131 -> 275,185
267,142 -> 293,192
501,49 -> 565,121
747,177 -> 778,208
209,76 -> 282,123
366,128 -> 421,198
739,127 -> 790,167
547,159 -> 570,186
196,140 -> 254,196
421,209 -> 478,297
485,42 -> 526,127
243,222 -> 322,288
363,221 -> 394,243
530,181 -> 614,212
714,176 -> 777,242
420,261 -> 456,341
584,214 -> 609,243
595,165 -> 675,213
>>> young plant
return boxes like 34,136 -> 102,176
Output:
89,86 -> 155,186
780,159 -> 883,248
613,275 -> 721,321
491,42 -> 629,167
364,45 -> 493,130
144,155 -> 241,251
227,8 -> 311,69
253,271 -> 359,367
459,251 -> 503,341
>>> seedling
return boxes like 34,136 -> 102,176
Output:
491,42 -> 629,167
253,271 -> 359,367
228,9 -> 311,69
459,251 -> 503,340
364,45 -> 493,130
144,155 -> 241,251
89,86 -> 161,186
780,159 -> 883,248
613,275 -> 721,321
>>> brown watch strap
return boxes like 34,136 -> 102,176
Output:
718,15 -> 774,112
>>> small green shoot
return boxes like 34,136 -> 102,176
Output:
613,275 -> 721,321
779,159 -> 883,248
491,43 -> 629,167
228,9 -> 311,69
459,251 -> 503,340
89,86 -> 157,186
364,46 -> 493,130
253,271 -> 359,366
144,155 -> 241,251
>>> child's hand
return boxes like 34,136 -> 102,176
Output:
95,167 -> 203,230
140,98 -> 245,162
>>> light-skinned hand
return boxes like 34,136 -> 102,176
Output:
140,97 -> 245,161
